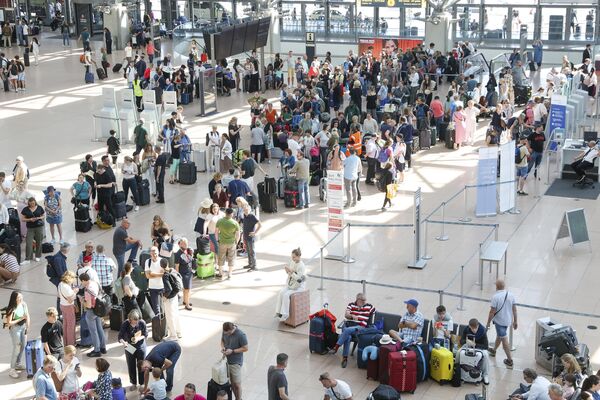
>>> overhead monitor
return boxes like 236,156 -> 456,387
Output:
215,25 -> 234,60
231,23 -> 247,55
256,17 -> 271,48
584,131 -> 598,142
244,20 -> 259,53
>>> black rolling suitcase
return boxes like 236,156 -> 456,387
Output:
23,49 -> 30,67
112,63 -> 123,73
114,201 -> 127,220
152,313 -> 167,341
74,204 -> 92,232
96,67 -> 107,80
284,190 -> 299,208
207,379 -> 232,400
258,182 -> 277,213
0,227 -> 21,264
179,162 -> 197,185
3,78 -> 9,92
419,129 -> 432,149
110,305 -> 125,330
264,177 -> 277,194
8,208 -> 21,237
445,129 -> 455,149
138,179 -> 150,205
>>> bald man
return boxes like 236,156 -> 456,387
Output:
486,279 -> 517,368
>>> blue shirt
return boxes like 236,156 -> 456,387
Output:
399,123 -> 414,143
343,155 -> 361,181
49,251 -> 68,287
72,181 -> 91,200
146,341 -> 182,367
227,179 -> 251,204
34,368 -> 57,400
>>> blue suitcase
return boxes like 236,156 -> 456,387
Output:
25,338 -> 44,378
356,327 -> 384,369
85,72 -> 94,84
309,316 -> 327,354
181,92 -> 190,105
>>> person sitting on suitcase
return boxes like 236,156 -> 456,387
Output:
329,293 -> 376,368
389,298 -> 423,345
458,318 -> 490,385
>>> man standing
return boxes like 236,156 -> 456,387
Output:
144,246 -> 164,314
33,355 -> 58,400
583,43 -> 592,64
154,145 -> 169,203
286,50 -> 294,86
140,341 -> 182,394
342,148 -> 361,208
268,353 -> 289,400
319,372 -> 353,400
240,150 -> 265,190
95,164 -> 116,224
527,123 -> 546,178
221,322 -> 249,400
515,135 -> 530,196
80,272 -> 106,357
364,134 -> 379,185
389,298 -> 424,345
134,120 -> 148,154
242,205 -> 261,272
92,244 -> 116,295
40,307 -> 64,360
112,218 -> 141,275
227,171 -> 252,205
486,279 -> 518,368
289,150 -> 310,209
216,208 -> 240,279
430,96 -> 445,139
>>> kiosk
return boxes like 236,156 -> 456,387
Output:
93,87 -> 119,141
118,89 -> 138,144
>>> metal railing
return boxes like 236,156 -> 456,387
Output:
92,114 -> 121,142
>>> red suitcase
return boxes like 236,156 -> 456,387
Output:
367,358 -> 379,380
378,343 -> 401,384
389,350 -> 417,393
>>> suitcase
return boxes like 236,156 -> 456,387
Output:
438,121 -> 448,141
152,313 -> 167,341
264,177 -> 277,195
110,305 -> 125,331
379,343 -> 401,384
419,129 -> 432,149
181,92 -> 190,105
96,67 -> 106,80
357,328 -> 384,369
196,253 -> 215,279
430,127 -> 437,146
465,385 -> 487,400
258,182 -> 277,213
196,237 -> 211,256
368,384 -> 400,400
405,343 -> 430,382
133,260 -> 149,292
25,338 -> 44,378
277,177 -> 285,199
445,129 -> 455,149
367,358 -> 380,380
85,71 -> 94,84
309,316 -> 327,354
459,347 -> 484,383
179,162 -> 197,185
284,177 -> 298,191
529,61 -> 536,72
388,350 -> 417,393
412,137 -> 420,152
112,63 -> 123,73
114,201 -> 127,220
207,378 -> 232,400
113,191 -> 126,203
430,346 -> 454,383
192,150 -> 207,172
24,51 -> 30,67
3,78 -> 9,92
319,177 -> 327,202
284,290 -> 310,328
140,295 -> 155,323
283,190 -> 299,208
138,179 -> 150,205
74,204 -> 92,232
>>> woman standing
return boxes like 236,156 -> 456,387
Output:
250,121 -> 265,163
170,133 -> 182,184
141,144 -> 157,197
118,310 -> 147,391
194,199 -> 212,237
31,37 -> 40,65
133,75 -> 143,112
70,174 -> 92,206
220,133 -> 233,173
174,238 -> 194,310
4,290 -> 30,379
463,100 -> 480,146
379,162 -> 395,211
532,40 -> 543,68
44,186 -> 63,244
121,262 -> 141,316
99,47 -> 109,77
58,271 -> 77,346
275,248 -> 306,322
204,204 -> 223,271
228,117 -> 241,154
104,27 -> 112,54
212,184 -> 229,209
453,105 -> 467,149
150,215 -> 170,246
327,143 -> 346,171
86,358 -> 113,400
20,197 -> 44,264
53,345 -> 82,398
393,134 -> 406,183
121,156 -> 140,211
10,181 -> 32,239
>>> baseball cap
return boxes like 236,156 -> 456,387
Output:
404,299 -> 419,307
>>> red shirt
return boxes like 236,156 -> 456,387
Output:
430,99 -> 444,118
174,395 -> 206,400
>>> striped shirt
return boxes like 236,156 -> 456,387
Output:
91,253 -> 115,287
346,302 -> 376,327
0,253 -> 20,273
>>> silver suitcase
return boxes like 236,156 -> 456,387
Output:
193,150 -> 207,172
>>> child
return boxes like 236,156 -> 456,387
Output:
144,367 -> 168,400
432,305 -> 453,348
111,377 -> 126,400
561,374 -> 576,400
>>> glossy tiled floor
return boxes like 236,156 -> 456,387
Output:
1,34 -> 600,400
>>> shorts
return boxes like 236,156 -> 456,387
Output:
228,363 -> 242,384
495,323 -> 508,338
395,160 -> 406,172
17,72 -> 25,81
288,68 -> 294,78
516,166 -> 528,177
218,243 -> 236,267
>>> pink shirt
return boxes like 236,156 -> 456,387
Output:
430,100 -> 444,118
174,395 -> 206,400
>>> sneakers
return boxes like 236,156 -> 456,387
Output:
503,358 -> 514,368
134,206 -> 139,211
14,364 -> 25,371
483,374 -> 490,385
87,351 -> 101,357
21,260 -> 30,265
341,358 -> 348,368
34,257 -> 40,262
8,369 -> 19,378
487,348 -> 496,357
329,345 -> 339,354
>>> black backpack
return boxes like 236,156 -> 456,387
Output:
10,64 -> 17,75
92,288 -> 112,317
165,271 -> 182,299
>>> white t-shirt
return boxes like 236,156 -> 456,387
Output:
77,265 -> 99,286
0,178 -> 12,207
287,138 -> 301,156
145,258 -> 164,290
206,212 -> 224,235
582,147 -> 599,163
54,357 -> 80,394
490,290 -> 516,327
324,380 -> 352,400
58,282 -> 76,306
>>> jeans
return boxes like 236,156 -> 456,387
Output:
25,225 -> 44,260
85,310 -> 106,353
528,151 -> 543,174
209,233 -> 219,255
164,346 -> 181,392
344,178 -> 357,205
244,235 -> 256,267
114,243 -> 139,276
125,344 -> 146,385
336,325 -> 363,357
122,178 -> 139,206
148,288 -> 163,314
434,117 -> 443,139
10,324 -> 26,368
62,32 -> 70,45
297,179 -> 309,207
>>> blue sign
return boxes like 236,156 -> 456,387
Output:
548,95 -> 567,134
476,148 -> 498,217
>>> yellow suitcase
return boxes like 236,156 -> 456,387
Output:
430,346 -> 454,383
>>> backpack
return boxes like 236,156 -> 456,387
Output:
515,145 -> 525,164
79,54 -> 85,63
91,287 -> 112,317
96,210 -> 114,229
377,146 -> 389,164
416,104 -> 427,119
165,271 -> 182,299
10,64 -> 17,75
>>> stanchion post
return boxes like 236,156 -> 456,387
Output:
458,265 -> 466,311
459,186 -> 472,222
361,280 -> 366,295
509,324 -> 516,351
319,248 -> 324,291
494,224 -> 499,241
423,220 -> 432,260
342,224 -> 355,264
436,202 -> 449,241
438,290 -> 444,306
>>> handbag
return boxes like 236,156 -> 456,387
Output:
51,361 -> 64,392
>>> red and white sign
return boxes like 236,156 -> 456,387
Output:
327,170 -> 345,257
